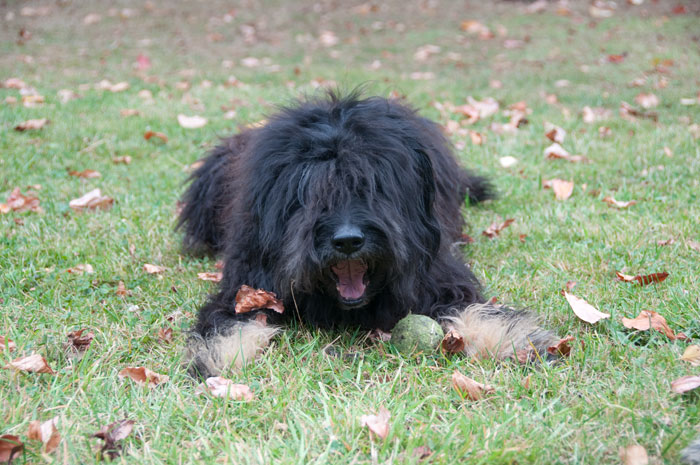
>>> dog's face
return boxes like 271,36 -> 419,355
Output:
247,96 -> 442,310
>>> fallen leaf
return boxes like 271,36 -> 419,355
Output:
360,407 -> 391,440
3,353 -> 54,374
582,106 -> 611,124
681,345 -> 700,366
14,118 -> 48,131
135,53 -> 151,71
482,218 -> 515,238
197,272 -> 223,282
657,238 -> 674,246
0,187 -> 43,213
621,310 -> 681,340
2,78 -> 28,89
619,444 -> 648,465
547,335 -> 575,357
602,196 -> 636,209
21,95 -> 45,108
27,417 -> 60,453
615,271 -> 669,286
83,13 -> 101,25
544,143 -> 588,163
97,80 -> 130,92
544,122 -> 566,143
143,264 -> 165,274
92,419 -> 134,460
441,329 -> 465,353
235,285 -> 284,314
177,114 -> 208,129
195,376 -> 254,400
607,53 -> 626,63
620,101 -> 658,122
157,327 -> 173,344
65,264 -> 94,274
67,169 -> 101,180
469,131 -> 484,145
634,93 -> 659,109
565,281 -> 577,292
116,281 -> 129,296
120,109 -> 140,117
564,292 -> 610,324
66,329 -> 94,353
0,336 -> 16,353
0,435 -> 23,464
671,375 -> 700,394
467,96 -> 499,119
112,155 -> 132,164
412,445 -> 433,460
368,329 -> 392,342
118,366 -> 169,387
499,156 -> 518,168
451,370 -> 495,400
69,189 -> 114,211
686,241 -> 700,253
144,130 -> 168,143
543,179 -> 574,200
318,30 -> 339,47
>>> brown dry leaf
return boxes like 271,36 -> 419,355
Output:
0,187 -> 43,213
197,272 -> 223,283
412,445 -> 433,460
68,169 -> 101,179
0,336 -> 16,353
368,329 -> 392,342
69,189 -> 114,211
671,375 -> 700,394
657,238 -> 674,246
113,155 -> 132,165
482,218 -> 515,238
118,366 -> 169,387
27,417 -> 60,454
620,101 -> 658,122
360,407 -> 391,440
621,310 -> 680,340
177,114 -> 208,129
0,435 -> 23,464
157,327 -> 173,344
565,281 -> 577,292
582,106 -> 611,124
542,179 -> 574,200
22,95 -> 45,108
467,96 -> 499,119
92,419 -> 134,460
66,329 -> 94,353
196,376 -> 254,401
116,281 -> 130,296
602,196 -> 636,209
544,122 -> 566,143
547,335 -> 575,357
97,80 -> 129,93
634,93 -> 659,109
143,263 -> 166,274
469,131 -> 484,145
66,264 -> 94,274
619,445 -> 648,465
235,285 -> 284,314
544,143 -> 588,163
15,118 -> 49,131
615,271 -> 669,286
686,241 -> 700,253
2,78 -> 28,89
4,353 -> 54,374
564,292 -> 610,324
120,109 -> 140,117
144,130 -> 168,143
681,345 -> 700,367
452,370 -> 495,400
460,20 -> 493,39
442,329 -> 465,353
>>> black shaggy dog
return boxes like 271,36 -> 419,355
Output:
178,91 -> 558,378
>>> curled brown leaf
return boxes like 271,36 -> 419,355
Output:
235,285 -> 284,314
451,370 -> 494,400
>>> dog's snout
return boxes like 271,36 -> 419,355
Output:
332,225 -> 365,255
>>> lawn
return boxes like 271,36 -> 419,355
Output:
1,0 -> 699,463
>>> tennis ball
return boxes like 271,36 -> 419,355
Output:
391,314 -> 444,354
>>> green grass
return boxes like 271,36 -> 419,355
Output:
1,1 -> 699,463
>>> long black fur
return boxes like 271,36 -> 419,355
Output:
178,91 -> 552,378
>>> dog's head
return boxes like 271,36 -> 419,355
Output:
245,92 -> 443,311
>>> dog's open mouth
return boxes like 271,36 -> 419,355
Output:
331,259 -> 369,304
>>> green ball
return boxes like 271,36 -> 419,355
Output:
391,314 -> 444,355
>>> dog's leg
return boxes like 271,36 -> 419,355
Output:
184,319 -> 279,379
440,303 -> 559,360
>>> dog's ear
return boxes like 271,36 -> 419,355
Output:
413,149 -> 441,255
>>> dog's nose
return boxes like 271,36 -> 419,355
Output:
332,225 -> 365,255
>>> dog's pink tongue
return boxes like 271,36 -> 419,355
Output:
332,260 -> 367,300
